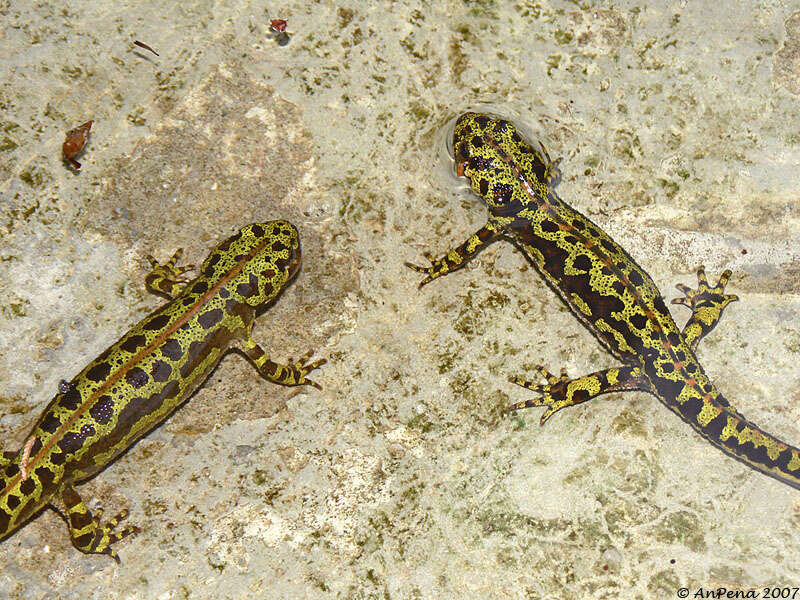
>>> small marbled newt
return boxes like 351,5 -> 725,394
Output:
0,221 -> 324,561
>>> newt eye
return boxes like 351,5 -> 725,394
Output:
493,120 -> 509,133
492,183 -> 513,204
468,156 -> 491,172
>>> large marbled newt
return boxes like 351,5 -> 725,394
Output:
0,221 -> 325,561
408,112 -> 800,490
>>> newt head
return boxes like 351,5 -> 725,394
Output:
275,220 -> 302,283
452,112 -> 551,214
236,220 -> 301,309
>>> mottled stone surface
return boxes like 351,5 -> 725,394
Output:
1,1 -> 800,598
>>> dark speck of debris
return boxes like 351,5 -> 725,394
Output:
134,40 -> 159,56
62,120 -> 93,171
741,248 -> 747,255
270,19 -> 287,33
269,18 -> 290,45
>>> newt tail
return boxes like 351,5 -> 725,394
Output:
686,399 -> 800,488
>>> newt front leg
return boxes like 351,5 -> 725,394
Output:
406,221 -> 502,287
60,486 -> 139,563
240,333 -> 325,389
144,248 -> 194,299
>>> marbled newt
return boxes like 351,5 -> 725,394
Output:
408,112 -> 800,490
0,221 -> 325,561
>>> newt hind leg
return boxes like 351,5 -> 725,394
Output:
672,266 -> 745,418
60,486 -> 139,563
508,365 -> 647,425
672,266 -> 738,352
